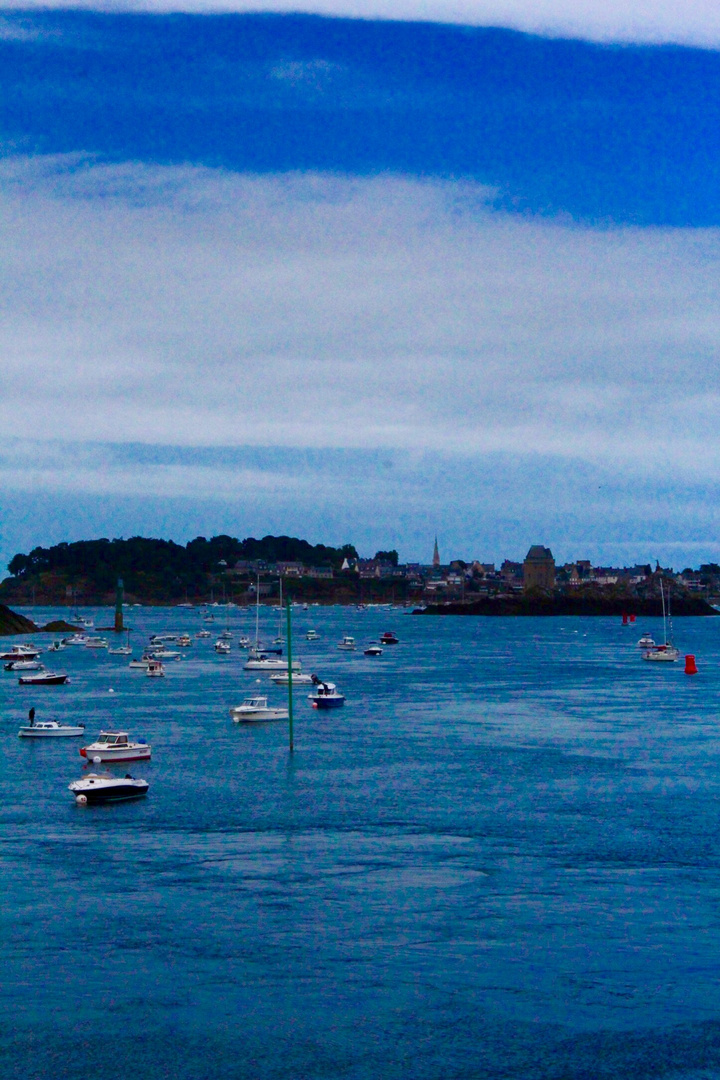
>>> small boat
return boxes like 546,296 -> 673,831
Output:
244,654 -> 301,671
150,634 -> 178,644
5,659 -> 43,671
269,671 -> 315,685
69,772 -> 149,804
642,644 -> 680,662
18,670 -> 68,685
177,634 -> 192,647
76,616 -> 95,629
364,644 -> 383,656
637,633 -> 656,648
230,695 -> 289,723
63,634 -> 89,647
47,640 -> 66,652
219,629 -> 232,640
238,635 -> 251,648
80,731 -> 151,761
379,632 -> 399,644
308,678 -> 345,709
109,630 -> 132,655
19,710 -> 84,737
196,630 -> 212,639
128,657 -> 151,669
642,581 -> 679,663
0,644 -> 41,661
149,648 -> 181,660
146,660 -> 165,677
337,636 -> 356,651
214,640 -> 231,654
84,636 -> 109,649
306,630 -> 320,641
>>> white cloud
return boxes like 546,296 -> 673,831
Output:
3,1 -> 720,48
2,156 -> 720,484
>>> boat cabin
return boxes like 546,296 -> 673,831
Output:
95,732 -> 130,746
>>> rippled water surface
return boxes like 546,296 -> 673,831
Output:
3,606 -> 720,1079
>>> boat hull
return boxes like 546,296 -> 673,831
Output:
231,709 -> 289,723
309,695 -> 345,708
19,726 -> 84,737
18,674 -> 69,685
80,746 -> 151,761
69,779 -> 149,804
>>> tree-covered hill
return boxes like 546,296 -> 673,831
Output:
2,534 -> 358,605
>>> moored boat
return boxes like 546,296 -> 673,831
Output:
337,636 -> 356,651
18,709 -> 84,737
364,644 -> 383,656
380,631 -> 399,645
230,695 -> 289,723
0,644 -> 41,661
269,671 -> 315,685
308,678 -> 345,709
69,773 -> 149,804
146,660 -> 165,677
18,670 -> 69,685
244,653 -> 301,671
80,731 -> 151,761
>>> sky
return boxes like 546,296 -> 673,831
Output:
2,4 -> 720,571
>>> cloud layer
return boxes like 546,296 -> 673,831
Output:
3,2 -> 720,48
2,158 -> 720,470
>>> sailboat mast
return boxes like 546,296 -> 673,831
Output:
255,571 -> 260,649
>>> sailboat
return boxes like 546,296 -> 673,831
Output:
642,579 -> 680,662
108,629 -> 132,656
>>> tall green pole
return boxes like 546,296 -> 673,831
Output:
286,597 -> 294,753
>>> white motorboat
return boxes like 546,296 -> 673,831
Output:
146,660 -> 165,677
269,671 -> 315,685
364,644 -> 383,656
196,630 -> 212,639
244,654 -> 301,671
84,636 -> 109,649
47,640 -> 66,652
149,647 -> 181,660
5,659 -> 43,671
214,640 -> 231,654
230,695 -> 289,723
18,710 -> 84,737
18,670 -> 69,685
306,630 -> 320,641
177,634 -> 192,647
308,678 -> 345,709
337,636 -> 356,651
80,731 -> 151,761
69,772 -> 149,804
0,644 -> 41,661
219,629 -> 232,639
238,635 -> 251,648
129,657 -> 151,669
76,616 -> 95,629
63,634 -> 89,647
637,633 -> 656,648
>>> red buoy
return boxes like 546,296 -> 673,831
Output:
629,614 -> 636,623
685,654 -> 698,675
622,612 -> 628,625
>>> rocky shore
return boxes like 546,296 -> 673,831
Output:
417,593 -> 718,617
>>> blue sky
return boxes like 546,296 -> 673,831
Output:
2,5 -> 720,570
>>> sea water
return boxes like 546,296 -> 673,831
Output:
2,606 -> 720,1079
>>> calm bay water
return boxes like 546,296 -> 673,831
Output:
3,605 -> 720,1079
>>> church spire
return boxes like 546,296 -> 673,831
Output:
432,536 -> 440,568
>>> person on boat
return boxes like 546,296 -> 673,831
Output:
28,707 -> 35,727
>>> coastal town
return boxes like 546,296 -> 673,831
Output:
1,535 -> 718,611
